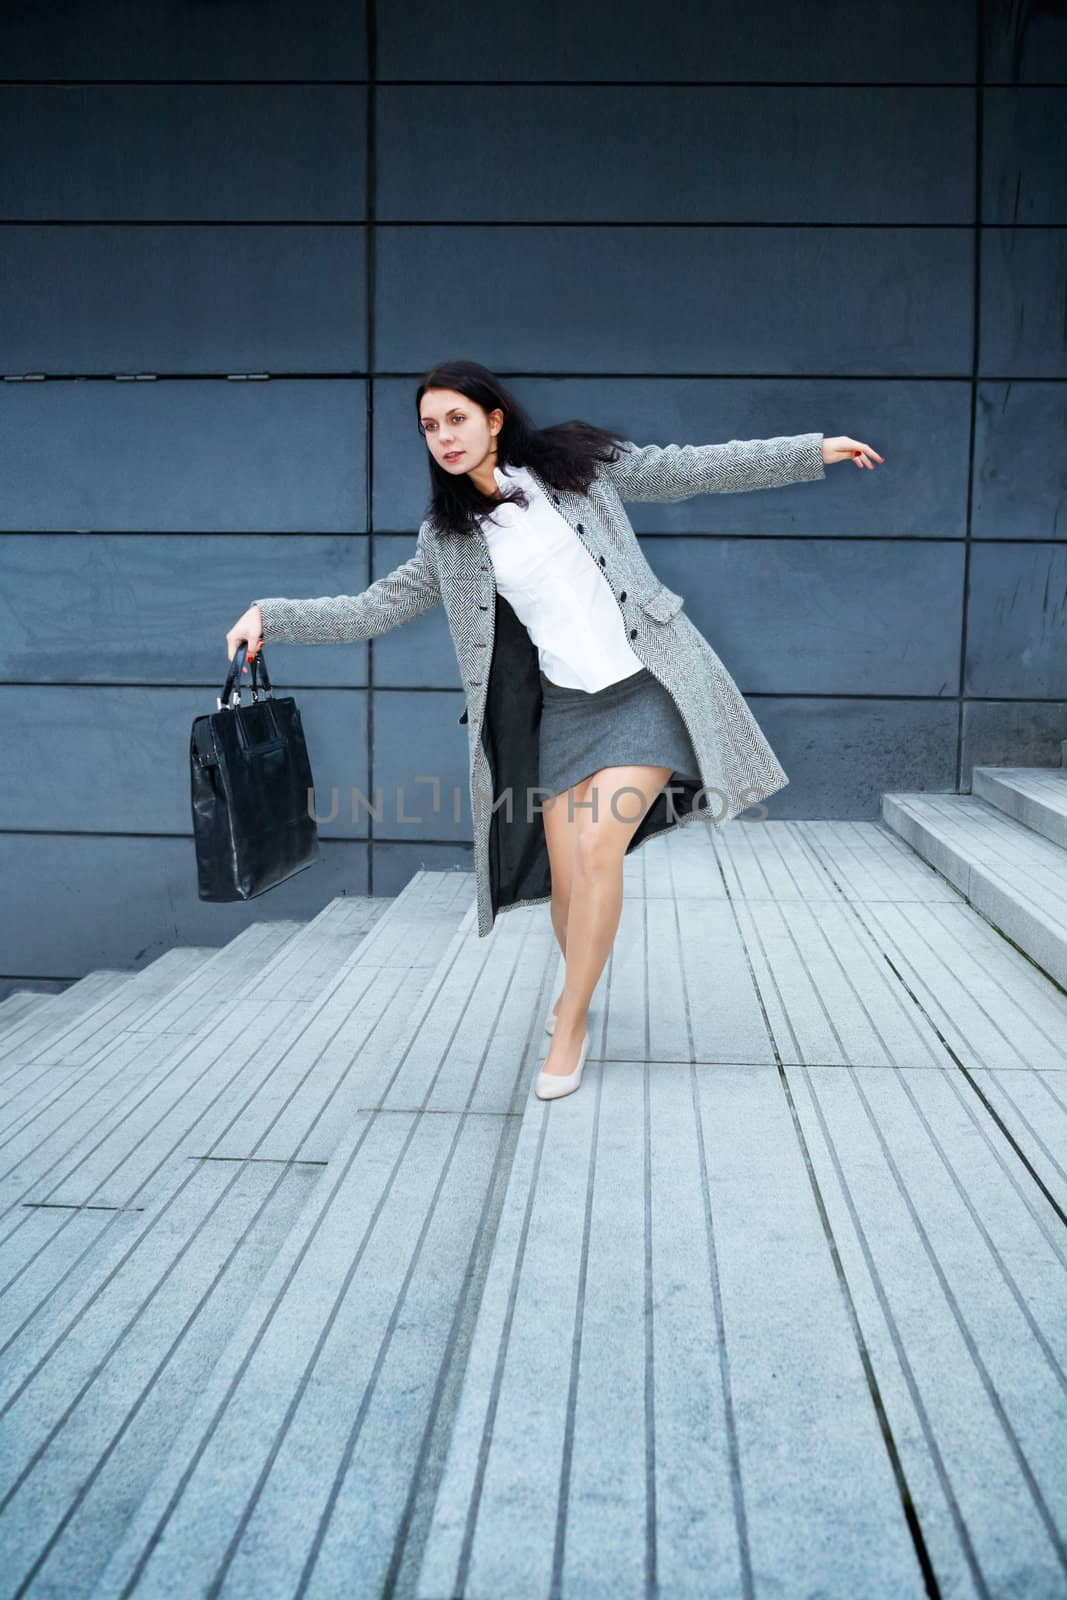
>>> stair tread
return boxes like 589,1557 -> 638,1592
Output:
971,764 -> 1067,852
885,791 -> 1067,877
413,835 -> 1067,1597
5,850 -> 1067,1598
0,968 -> 137,1044
38,874 -> 485,1598
881,791 -> 1067,983
973,765 -> 1067,807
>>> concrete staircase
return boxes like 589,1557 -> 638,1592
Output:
1,815 -> 1066,1600
882,745 -> 1067,991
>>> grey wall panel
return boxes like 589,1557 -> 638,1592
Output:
0,686 -> 371,839
3,227 -> 366,374
972,382 -> 1067,540
0,382 -> 366,533
0,87 -> 367,221
1,0 -> 1060,985
982,88 -> 1067,225
0,534 -> 371,686
369,536 -> 454,689
377,86 -> 974,223
377,0 -> 974,83
370,691 -> 472,842
375,226 -> 974,377
0,1 -> 368,81
961,699 -> 1067,775
979,230 -> 1067,379
643,538 -> 965,696
964,543 -> 1067,699
750,698 -> 960,819
374,376 -> 971,539
373,844 -> 473,901
984,5 -> 1067,82
0,835 -> 370,982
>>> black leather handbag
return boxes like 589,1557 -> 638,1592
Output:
190,642 -> 320,901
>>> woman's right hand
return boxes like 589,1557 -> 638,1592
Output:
226,603 -> 264,667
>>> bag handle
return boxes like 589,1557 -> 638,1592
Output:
218,641 -> 274,711
250,646 -> 273,696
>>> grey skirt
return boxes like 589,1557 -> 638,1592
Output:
538,664 -> 702,800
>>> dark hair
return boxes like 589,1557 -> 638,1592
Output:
415,359 -> 628,537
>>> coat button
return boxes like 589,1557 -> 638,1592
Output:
629,628 -> 638,639
576,523 -> 584,533
552,494 -> 560,504
599,555 -> 606,565
619,591 -> 627,602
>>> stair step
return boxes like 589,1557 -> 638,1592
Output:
413,835 -> 1067,1598
0,969 -> 135,1043
0,989 -> 57,1030
82,889 -> 559,1600
0,909 -> 391,1067
417,1060 -> 934,1600
881,791 -> 1067,989
0,873 -> 476,1598
0,935 -> 287,1093
85,821 -> 1063,1599
0,876 -> 472,1210
4,836 -> 1065,1597
971,764 -> 1067,849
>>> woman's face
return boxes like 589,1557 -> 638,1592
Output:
419,389 -> 502,475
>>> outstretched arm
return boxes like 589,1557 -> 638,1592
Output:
598,431 -> 827,502
253,528 -> 442,645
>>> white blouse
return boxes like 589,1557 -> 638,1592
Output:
477,461 -> 646,692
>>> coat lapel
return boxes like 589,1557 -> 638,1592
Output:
428,486 -> 554,922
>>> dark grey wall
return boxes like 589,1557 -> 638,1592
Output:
1,1 -> 1064,991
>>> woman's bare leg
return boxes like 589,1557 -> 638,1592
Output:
540,774 -> 594,1017
540,763 -> 674,1076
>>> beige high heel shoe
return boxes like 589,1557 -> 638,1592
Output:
535,1031 -> 589,1101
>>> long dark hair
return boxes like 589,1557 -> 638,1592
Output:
415,359 -> 627,537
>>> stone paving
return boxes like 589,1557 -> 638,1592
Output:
0,813 -> 1064,1598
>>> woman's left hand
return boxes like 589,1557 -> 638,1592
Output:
822,435 -> 884,469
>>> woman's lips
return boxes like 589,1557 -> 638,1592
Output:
444,451 -> 463,461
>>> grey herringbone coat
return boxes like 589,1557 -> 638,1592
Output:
254,431 -> 826,936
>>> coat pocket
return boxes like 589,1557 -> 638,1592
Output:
640,583 -> 685,622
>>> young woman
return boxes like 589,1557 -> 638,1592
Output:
227,360 -> 882,1102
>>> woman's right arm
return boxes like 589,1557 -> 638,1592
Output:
229,528 -> 442,656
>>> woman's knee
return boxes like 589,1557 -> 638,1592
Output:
573,821 -> 626,878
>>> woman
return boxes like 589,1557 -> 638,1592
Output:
226,360 -> 882,1101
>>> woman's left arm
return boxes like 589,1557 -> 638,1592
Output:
598,431 -> 883,502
